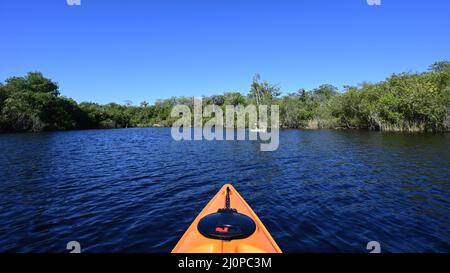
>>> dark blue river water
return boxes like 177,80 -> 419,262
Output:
0,128 -> 449,252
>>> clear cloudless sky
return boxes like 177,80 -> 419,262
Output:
1,0 -> 449,104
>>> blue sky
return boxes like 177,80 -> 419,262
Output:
1,0 -> 449,104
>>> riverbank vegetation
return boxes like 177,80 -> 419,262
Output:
1,61 -> 449,133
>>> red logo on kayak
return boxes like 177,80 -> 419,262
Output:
215,227 -> 229,233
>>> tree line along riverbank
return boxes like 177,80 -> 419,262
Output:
0,61 -> 449,133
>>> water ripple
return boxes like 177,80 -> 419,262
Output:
0,128 -> 449,252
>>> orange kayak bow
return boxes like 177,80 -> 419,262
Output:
172,184 -> 282,253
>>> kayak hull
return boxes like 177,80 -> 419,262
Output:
172,184 -> 282,253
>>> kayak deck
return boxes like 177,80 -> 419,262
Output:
172,184 -> 282,253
